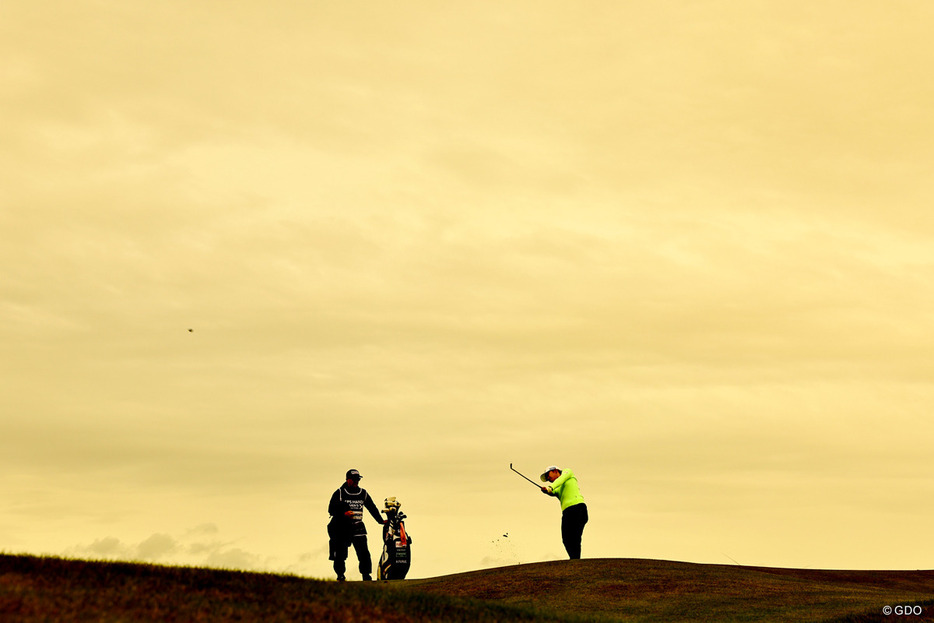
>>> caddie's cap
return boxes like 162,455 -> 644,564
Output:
540,465 -> 560,482
346,469 -> 362,480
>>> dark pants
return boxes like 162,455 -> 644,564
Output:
330,533 -> 372,579
561,503 -> 588,559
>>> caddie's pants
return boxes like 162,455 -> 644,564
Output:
561,503 -> 588,559
330,534 -> 372,578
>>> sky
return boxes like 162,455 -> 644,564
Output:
2,0 -> 934,579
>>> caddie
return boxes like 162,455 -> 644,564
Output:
327,469 -> 385,581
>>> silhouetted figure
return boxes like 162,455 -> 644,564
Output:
327,469 -> 384,581
541,465 -> 588,559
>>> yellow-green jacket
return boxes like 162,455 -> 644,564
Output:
546,468 -> 585,511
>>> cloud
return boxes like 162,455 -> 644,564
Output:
69,526 -> 264,570
84,536 -> 126,558
71,533 -> 181,563
136,533 -> 179,561
299,546 -> 329,563
205,548 -> 260,571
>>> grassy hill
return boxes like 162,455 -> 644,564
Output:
397,559 -> 934,622
1,554 -> 932,622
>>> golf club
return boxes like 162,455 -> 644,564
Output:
509,463 -> 541,488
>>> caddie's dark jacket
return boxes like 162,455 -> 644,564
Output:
328,484 -> 383,537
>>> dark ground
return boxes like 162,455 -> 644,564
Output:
1,554 -> 932,622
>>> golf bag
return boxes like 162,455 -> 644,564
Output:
377,497 -> 412,580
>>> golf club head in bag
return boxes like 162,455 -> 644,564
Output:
378,496 -> 412,580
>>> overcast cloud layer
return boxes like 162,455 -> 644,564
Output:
3,1 -> 934,577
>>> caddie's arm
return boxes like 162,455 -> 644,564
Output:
364,493 -> 386,524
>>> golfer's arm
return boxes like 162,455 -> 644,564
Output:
550,469 -> 573,489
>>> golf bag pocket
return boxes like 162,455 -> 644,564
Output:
327,519 -> 351,561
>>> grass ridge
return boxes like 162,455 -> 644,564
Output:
0,554 -> 597,622
2,553 -> 933,622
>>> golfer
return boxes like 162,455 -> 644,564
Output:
328,469 -> 385,581
540,465 -> 588,559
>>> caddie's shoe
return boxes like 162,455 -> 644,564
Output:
363,575 -> 373,581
